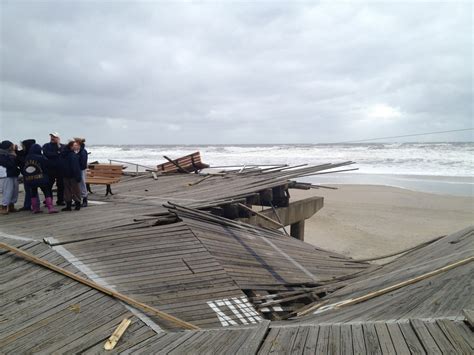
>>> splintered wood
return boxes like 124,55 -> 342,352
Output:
104,318 -> 132,350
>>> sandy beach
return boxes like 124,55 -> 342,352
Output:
291,184 -> 474,260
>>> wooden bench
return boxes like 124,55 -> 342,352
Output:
157,151 -> 209,174
86,164 -> 124,196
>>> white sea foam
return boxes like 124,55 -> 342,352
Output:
89,143 -> 474,177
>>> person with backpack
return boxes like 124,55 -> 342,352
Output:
22,144 -> 58,214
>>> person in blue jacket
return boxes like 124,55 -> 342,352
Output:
42,132 -> 65,205
0,140 -> 20,214
74,137 -> 88,207
22,144 -> 58,214
61,140 -> 82,211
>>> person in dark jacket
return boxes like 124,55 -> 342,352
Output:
22,144 -> 58,214
17,139 -> 36,211
43,132 -> 65,205
0,140 -> 20,214
74,137 -> 88,207
61,140 -> 82,211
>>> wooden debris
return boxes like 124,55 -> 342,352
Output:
463,309 -> 474,327
163,155 -> 190,173
104,317 -> 132,350
236,203 -> 285,229
68,304 -> 81,313
299,256 -> 474,316
159,152 -> 209,174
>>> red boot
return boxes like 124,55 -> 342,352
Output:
31,197 -> 42,214
45,197 -> 58,214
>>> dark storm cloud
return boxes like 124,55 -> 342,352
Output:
0,1 -> 472,144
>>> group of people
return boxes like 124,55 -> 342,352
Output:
0,132 -> 89,215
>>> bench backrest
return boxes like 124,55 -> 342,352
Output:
87,164 -> 124,178
157,152 -> 206,173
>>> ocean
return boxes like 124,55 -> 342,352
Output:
88,143 -> 474,196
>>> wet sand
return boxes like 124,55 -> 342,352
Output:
291,185 -> 474,260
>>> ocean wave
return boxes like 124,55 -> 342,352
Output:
88,143 -> 474,177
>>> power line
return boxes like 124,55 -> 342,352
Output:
334,128 -> 473,144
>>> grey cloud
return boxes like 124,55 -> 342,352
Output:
0,1 -> 472,144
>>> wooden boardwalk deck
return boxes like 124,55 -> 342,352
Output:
1,229 -> 473,353
0,166 -> 472,353
180,212 -> 369,288
48,222 -> 252,330
295,226 -> 474,323
0,237 -> 158,353
259,319 -> 473,354
36,213 -> 369,329
83,318 -> 474,354
0,167 -> 327,240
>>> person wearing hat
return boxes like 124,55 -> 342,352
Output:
43,132 -> 65,205
16,139 -> 36,211
0,140 -> 20,214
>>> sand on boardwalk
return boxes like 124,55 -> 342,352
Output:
290,185 -> 474,260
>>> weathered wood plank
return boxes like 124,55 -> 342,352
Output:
351,323 -> 366,354
410,319 -> 441,354
374,322 -> 396,355
363,322 -> 382,355
385,322 -> 410,355
398,321 -> 426,355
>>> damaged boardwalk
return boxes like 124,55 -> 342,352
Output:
0,163 -> 473,353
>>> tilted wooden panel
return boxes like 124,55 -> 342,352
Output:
55,222 -> 260,330
182,216 -> 370,288
297,226 -> 474,323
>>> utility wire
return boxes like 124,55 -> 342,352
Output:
333,128 -> 473,144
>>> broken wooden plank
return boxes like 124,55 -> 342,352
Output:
104,317 -> 132,350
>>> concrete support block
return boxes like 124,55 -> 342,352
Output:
290,220 -> 305,241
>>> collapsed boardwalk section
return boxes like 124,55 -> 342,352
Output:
0,163 -> 473,353
296,226 -> 474,323
0,225 -> 473,353
0,236 -> 472,354
39,211 -> 369,329
46,221 -> 258,330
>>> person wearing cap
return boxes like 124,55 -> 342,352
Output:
74,137 -> 88,207
16,139 -> 36,211
0,140 -> 20,214
43,132 -> 65,205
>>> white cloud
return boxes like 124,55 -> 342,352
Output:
367,104 -> 402,120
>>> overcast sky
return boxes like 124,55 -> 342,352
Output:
0,1 -> 472,144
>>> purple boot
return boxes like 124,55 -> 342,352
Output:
45,197 -> 58,214
31,197 -> 42,214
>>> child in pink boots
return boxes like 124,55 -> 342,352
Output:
22,144 -> 58,214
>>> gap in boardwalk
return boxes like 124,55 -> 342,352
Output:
243,285 -> 334,321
